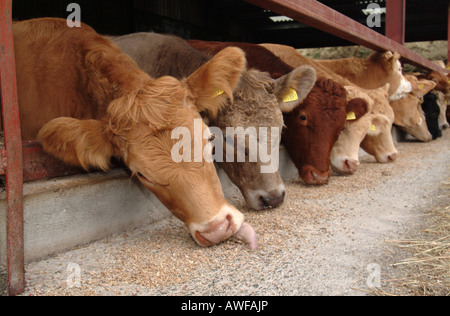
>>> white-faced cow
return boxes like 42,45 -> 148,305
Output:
260,44 -> 397,174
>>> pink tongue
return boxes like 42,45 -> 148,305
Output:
235,222 -> 258,251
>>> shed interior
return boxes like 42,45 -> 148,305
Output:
12,0 -> 449,49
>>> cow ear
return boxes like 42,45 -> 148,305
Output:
414,79 -> 436,96
185,46 -> 246,118
275,65 -> 317,113
367,115 -> 390,136
37,118 -> 116,171
386,52 -> 402,71
392,52 -> 401,61
346,98 -> 369,121
383,51 -> 394,59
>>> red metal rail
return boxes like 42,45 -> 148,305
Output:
244,0 -> 449,73
0,0 -> 25,296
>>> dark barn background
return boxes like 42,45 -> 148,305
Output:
12,0 -> 449,48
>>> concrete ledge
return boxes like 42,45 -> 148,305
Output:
1,169 -> 171,264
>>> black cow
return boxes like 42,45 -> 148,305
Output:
422,93 -> 442,140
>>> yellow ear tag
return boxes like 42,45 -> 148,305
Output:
213,89 -> 224,97
346,112 -> 357,121
370,124 -> 377,132
418,84 -> 424,90
283,88 -> 299,103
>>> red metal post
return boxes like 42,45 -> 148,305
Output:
386,0 -> 406,45
244,0 -> 448,73
0,0 -> 25,296
448,1 -> 450,62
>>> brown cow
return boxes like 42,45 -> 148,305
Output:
312,51 -> 412,101
113,32 -> 315,209
13,18 -> 257,249
390,74 -> 435,141
261,43 -> 397,174
420,71 -> 450,95
189,40 -> 368,184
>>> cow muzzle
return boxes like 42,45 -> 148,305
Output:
244,184 -> 286,210
376,152 -> 398,163
301,166 -> 331,185
188,204 -> 258,250
331,158 -> 360,175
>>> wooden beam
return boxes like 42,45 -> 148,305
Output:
244,0 -> 448,73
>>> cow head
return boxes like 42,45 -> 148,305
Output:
360,84 -> 398,163
422,93 -> 443,140
432,91 -> 450,130
330,86 -> 371,174
390,76 -> 435,142
38,47 -> 258,249
331,85 -> 396,174
213,66 -> 316,209
391,95 -> 431,142
427,71 -> 450,95
283,77 -> 368,184
369,51 -> 411,101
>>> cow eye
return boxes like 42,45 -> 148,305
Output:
300,115 -> 307,121
137,172 -> 153,185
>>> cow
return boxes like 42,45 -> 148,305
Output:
421,93 -> 443,140
422,62 -> 450,125
189,40 -> 368,184
311,51 -> 412,101
113,33 -> 316,209
432,91 -> 450,130
419,70 -> 450,95
418,65 -> 450,131
389,75 -> 435,142
12,18 -> 258,249
260,43 -> 397,174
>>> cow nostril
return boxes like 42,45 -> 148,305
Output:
344,160 -> 351,170
260,196 -> 270,209
259,192 -> 285,209
387,153 -> 398,162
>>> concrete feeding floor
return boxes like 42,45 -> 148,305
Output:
16,131 -> 450,296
